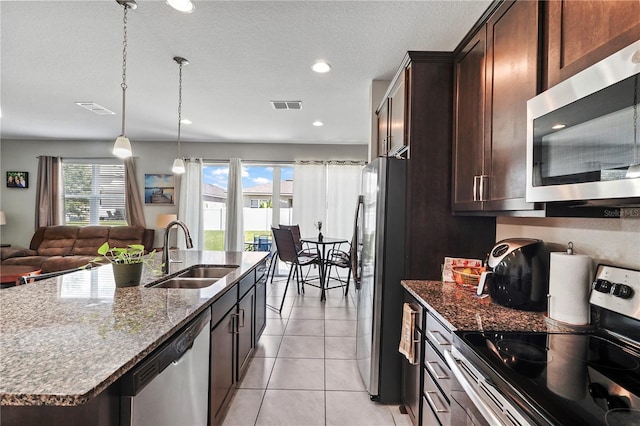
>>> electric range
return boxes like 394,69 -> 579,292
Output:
448,264 -> 640,426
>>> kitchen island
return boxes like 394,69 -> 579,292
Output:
0,250 -> 268,425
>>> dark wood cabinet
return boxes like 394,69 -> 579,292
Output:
401,290 -> 423,426
453,0 -> 540,213
237,287 -> 255,379
453,30 -> 486,211
544,0 -> 640,89
255,274 -> 266,340
377,68 -> 407,157
397,51 -> 496,280
210,309 -> 236,426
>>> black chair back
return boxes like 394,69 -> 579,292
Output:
279,224 -> 303,251
271,227 -> 298,264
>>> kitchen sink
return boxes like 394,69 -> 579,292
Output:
146,265 -> 239,289
150,277 -> 219,289
177,265 -> 239,279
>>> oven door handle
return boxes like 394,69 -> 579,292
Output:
444,349 -> 504,426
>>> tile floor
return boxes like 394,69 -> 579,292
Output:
221,272 -> 412,426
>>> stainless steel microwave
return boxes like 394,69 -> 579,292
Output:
526,40 -> 640,204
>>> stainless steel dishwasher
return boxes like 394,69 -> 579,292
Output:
120,308 -> 211,426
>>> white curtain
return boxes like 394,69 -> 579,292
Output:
292,164 -> 327,238
178,159 -> 203,250
224,158 -> 244,251
326,164 -> 363,240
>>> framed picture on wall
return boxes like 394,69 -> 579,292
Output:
144,174 -> 175,205
6,171 -> 28,188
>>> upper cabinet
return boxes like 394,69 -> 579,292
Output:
544,0 -> 640,89
453,0 -> 541,212
377,68 -> 407,157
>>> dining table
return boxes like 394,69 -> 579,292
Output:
300,236 -> 348,301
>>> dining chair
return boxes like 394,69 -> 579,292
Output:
268,227 -> 320,313
279,224 -> 318,257
326,242 -> 352,296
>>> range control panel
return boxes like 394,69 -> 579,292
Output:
590,264 -> 640,319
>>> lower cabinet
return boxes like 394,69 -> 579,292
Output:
401,290 -> 423,425
210,308 -> 236,426
237,287 -> 255,379
210,263 -> 266,426
402,288 -> 454,426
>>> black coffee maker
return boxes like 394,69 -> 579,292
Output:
478,238 -> 549,311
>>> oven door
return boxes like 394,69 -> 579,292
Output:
445,348 -> 536,426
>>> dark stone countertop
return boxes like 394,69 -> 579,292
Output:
401,280 -> 572,333
0,250 -> 267,406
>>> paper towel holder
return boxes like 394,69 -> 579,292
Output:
566,241 -> 574,255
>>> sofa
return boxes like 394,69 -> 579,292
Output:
1,225 -> 155,273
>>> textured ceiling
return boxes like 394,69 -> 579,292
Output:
0,0 -> 491,145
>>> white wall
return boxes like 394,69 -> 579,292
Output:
0,139 -> 366,247
496,216 -> 640,270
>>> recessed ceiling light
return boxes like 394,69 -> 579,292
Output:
312,61 -> 331,73
167,0 -> 194,13
551,123 -> 566,130
312,121 -> 324,127
180,118 -> 192,125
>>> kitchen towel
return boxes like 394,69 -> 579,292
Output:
399,303 -> 418,365
548,252 -> 592,325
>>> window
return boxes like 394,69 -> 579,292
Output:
62,159 -> 126,226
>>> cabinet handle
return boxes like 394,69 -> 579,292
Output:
473,175 -> 481,202
239,308 -> 245,328
427,330 -> 450,346
425,391 -> 449,414
230,313 -> 239,334
426,360 -> 449,380
479,175 -> 489,201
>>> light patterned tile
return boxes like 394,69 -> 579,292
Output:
256,390 -> 325,426
326,391 -> 396,426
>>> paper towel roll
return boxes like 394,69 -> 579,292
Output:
548,252 -> 592,325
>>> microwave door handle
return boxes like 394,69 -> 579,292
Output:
444,350 -> 504,426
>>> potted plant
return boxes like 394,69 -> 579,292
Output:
96,242 -> 152,288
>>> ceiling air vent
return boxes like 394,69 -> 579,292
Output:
270,101 -> 303,110
75,102 -> 116,115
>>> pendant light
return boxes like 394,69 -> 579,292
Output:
172,56 -> 189,174
113,0 -> 137,159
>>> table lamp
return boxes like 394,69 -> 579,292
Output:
156,213 -> 177,229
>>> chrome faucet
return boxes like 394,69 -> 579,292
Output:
162,220 -> 193,274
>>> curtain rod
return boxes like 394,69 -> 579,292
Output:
37,156 -> 140,160
200,159 -> 366,165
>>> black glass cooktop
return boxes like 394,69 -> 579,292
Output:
457,331 -> 640,426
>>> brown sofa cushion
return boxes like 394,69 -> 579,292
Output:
2,256 -> 49,270
108,226 -> 146,250
36,226 -> 79,256
41,256 -> 97,273
1,247 -> 37,261
72,226 -> 109,256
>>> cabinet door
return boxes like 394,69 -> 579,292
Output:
210,310 -> 236,425
237,288 -> 255,380
255,276 -> 266,340
377,99 -> 390,157
545,0 -> 640,88
484,0 -> 540,211
453,29 -> 487,211
388,69 -> 406,156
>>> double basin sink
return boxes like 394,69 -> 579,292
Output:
146,265 -> 239,289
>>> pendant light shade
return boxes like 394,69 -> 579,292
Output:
172,56 -> 189,174
113,0 -> 136,159
114,136 -> 133,159
167,0 -> 195,13
172,158 -> 186,174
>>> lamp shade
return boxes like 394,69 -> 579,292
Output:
172,158 -> 186,174
156,213 -> 178,229
0,211 -> 6,225
113,136 -> 132,158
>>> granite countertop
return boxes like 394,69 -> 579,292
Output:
0,250 -> 267,407
402,280 -> 572,333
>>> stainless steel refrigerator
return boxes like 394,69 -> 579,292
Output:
354,157 -> 406,403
